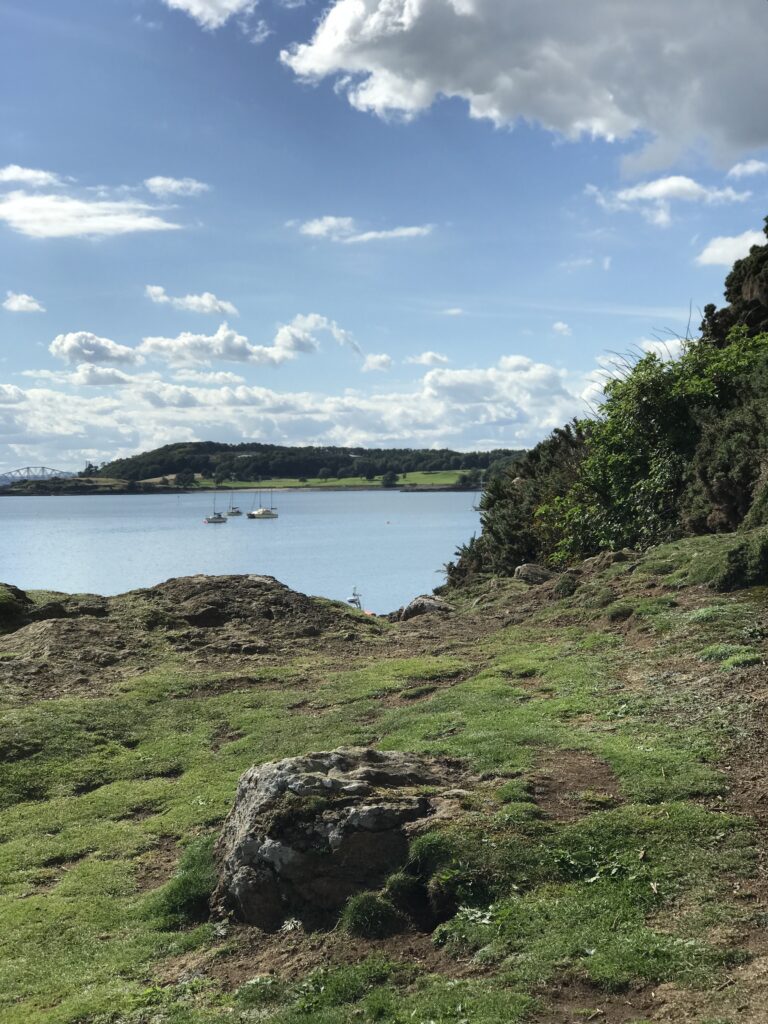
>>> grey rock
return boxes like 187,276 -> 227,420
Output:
211,747 -> 465,931
513,563 -> 554,585
396,595 -> 454,622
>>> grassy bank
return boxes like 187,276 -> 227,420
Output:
1,533 -> 767,1022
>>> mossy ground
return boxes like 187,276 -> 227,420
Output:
2,532 -> 768,1023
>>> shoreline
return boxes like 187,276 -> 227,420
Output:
0,484 -> 477,497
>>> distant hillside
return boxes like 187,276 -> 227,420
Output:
97,442 -> 523,484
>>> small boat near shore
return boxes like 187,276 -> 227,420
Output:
204,496 -> 227,524
247,490 -> 278,519
226,493 -> 242,517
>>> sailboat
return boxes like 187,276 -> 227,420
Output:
247,489 -> 278,519
226,492 -> 242,516
204,493 -> 227,524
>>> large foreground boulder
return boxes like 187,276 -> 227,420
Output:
211,747 -> 465,931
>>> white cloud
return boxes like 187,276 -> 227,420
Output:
362,353 -> 393,372
552,321 -> 572,336
0,350 -> 594,472
297,215 -> 432,244
3,291 -> 45,313
173,369 -> 246,385
441,307 -> 463,317
406,351 -> 449,366
727,159 -> 768,179
140,313 -> 360,366
159,0 -> 257,29
695,230 -> 765,267
587,176 -> 750,227
144,176 -> 210,197
640,338 -> 685,361
0,191 -> 180,239
145,284 -> 239,316
0,165 -> 63,187
244,18 -> 272,44
281,0 -> 768,168
0,385 -> 25,404
50,331 -> 143,366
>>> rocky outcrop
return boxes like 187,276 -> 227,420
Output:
0,575 -> 381,699
211,747 -> 466,931
513,563 -> 554,585
393,595 -> 454,622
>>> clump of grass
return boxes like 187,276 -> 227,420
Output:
400,684 -> 438,701
236,975 -> 288,1007
553,573 -> 581,598
340,893 -> 406,938
407,830 -> 457,878
698,643 -> 759,664
606,603 -> 634,623
143,835 -> 216,929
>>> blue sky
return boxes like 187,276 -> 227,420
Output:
1,0 -> 768,472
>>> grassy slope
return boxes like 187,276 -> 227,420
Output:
1,534 -> 768,1023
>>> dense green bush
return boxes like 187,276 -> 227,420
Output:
450,316 -> 768,578
448,222 -> 768,579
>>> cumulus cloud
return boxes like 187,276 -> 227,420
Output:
695,230 -> 765,267
0,349 -> 594,472
144,175 -> 210,197
587,176 -> 750,228
0,191 -> 180,239
145,284 -> 239,316
159,0 -> 258,29
50,332 -> 143,366
3,291 -> 45,313
297,215 -> 432,244
552,321 -> 572,336
140,314 -> 360,367
362,353 -> 393,372
406,351 -> 449,366
281,0 -> 768,167
727,159 -> 768,179
23,365 -> 165,388
441,307 -> 463,317
0,165 -> 63,187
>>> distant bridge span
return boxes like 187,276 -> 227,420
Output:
0,466 -> 77,484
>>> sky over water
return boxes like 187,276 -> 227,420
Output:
2,0 -> 768,471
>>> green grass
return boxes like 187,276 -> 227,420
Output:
193,470 -> 466,490
0,538 -> 766,1022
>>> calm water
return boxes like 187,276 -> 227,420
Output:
0,491 -> 480,613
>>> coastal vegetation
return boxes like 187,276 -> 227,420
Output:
451,218 -> 768,581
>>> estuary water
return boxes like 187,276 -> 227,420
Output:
0,490 -> 480,613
